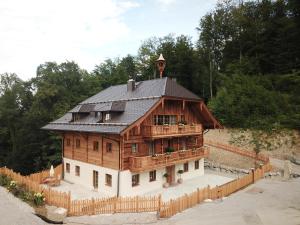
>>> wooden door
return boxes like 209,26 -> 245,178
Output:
166,165 -> 175,184
148,141 -> 155,156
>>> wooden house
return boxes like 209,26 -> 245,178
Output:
43,77 -> 222,196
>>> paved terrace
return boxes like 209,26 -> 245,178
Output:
51,170 -> 235,201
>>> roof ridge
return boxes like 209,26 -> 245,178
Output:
78,96 -> 161,105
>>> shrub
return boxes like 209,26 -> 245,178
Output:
0,174 -> 12,187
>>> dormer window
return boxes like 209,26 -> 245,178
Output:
105,113 -> 111,121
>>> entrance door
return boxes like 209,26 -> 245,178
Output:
93,170 -> 98,189
166,165 -> 175,184
148,141 -> 155,156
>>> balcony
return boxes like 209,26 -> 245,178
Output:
142,124 -> 202,138
128,147 -> 209,172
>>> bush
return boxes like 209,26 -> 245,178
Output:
0,174 -> 12,187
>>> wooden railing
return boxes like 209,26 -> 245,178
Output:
142,124 -> 202,137
129,147 -> 209,172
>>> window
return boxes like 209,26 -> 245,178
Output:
170,115 -> 177,125
93,141 -> 99,151
76,139 -> 80,148
195,160 -> 199,170
105,174 -> 112,187
157,115 -> 164,125
131,143 -> 138,153
66,138 -> 71,147
149,170 -> 156,182
183,163 -> 189,172
75,166 -> 80,176
66,163 -> 70,173
93,170 -> 98,189
105,113 -> 111,121
132,174 -> 140,187
154,115 -> 177,125
106,142 -> 112,152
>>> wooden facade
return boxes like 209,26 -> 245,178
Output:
62,98 -> 207,172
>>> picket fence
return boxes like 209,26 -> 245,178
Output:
159,162 -> 272,218
69,195 -> 161,216
204,139 -> 270,163
0,166 -> 70,209
0,140 -> 272,218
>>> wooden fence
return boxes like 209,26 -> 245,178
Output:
204,139 -> 270,163
27,164 -> 63,184
159,162 -> 272,218
0,166 -> 70,209
0,141 -> 272,218
69,195 -> 161,216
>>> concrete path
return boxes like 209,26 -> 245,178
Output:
0,186 -> 47,225
151,178 -> 300,225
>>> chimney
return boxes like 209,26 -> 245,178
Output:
127,79 -> 135,91
156,54 -> 166,79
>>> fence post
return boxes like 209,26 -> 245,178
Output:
158,194 -> 162,213
251,168 -> 255,183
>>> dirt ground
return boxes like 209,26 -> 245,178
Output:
205,128 -> 300,163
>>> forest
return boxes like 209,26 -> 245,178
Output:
0,0 -> 299,174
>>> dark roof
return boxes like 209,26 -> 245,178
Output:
79,77 -> 200,104
42,77 -> 213,134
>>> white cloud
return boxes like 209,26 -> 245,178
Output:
156,0 -> 177,6
0,0 -> 139,80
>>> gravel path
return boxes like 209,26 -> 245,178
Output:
0,186 -> 48,225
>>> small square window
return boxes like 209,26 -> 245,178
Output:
66,163 -> 70,173
149,170 -> 156,182
93,141 -> 99,151
75,166 -> 80,176
131,143 -> 138,153
106,142 -> 112,152
132,174 -> 140,187
76,139 -> 80,148
105,174 -> 112,187
195,160 -> 199,170
66,138 -> 71,147
183,163 -> 189,172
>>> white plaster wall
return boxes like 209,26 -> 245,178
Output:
119,168 -> 165,196
63,158 -> 118,196
63,158 -> 204,197
175,158 -> 204,181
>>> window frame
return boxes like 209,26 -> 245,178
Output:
131,143 -> 138,154
75,166 -> 80,176
105,174 -> 112,187
66,138 -> 71,147
106,142 -> 112,153
183,162 -> 189,172
195,160 -> 199,170
93,141 -> 99,151
132,174 -> 140,187
75,139 -> 80,149
149,170 -> 156,182
66,163 -> 70,173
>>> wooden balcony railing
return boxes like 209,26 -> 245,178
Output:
128,147 -> 209,172
142,124 -> 202,138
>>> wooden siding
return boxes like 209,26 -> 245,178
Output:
63,133 -> 120,170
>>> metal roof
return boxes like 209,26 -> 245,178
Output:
42,77 -> 205,134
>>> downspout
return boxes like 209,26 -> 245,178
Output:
117,135 -> 122,197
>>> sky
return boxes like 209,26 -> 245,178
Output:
0,0 -> 218,80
